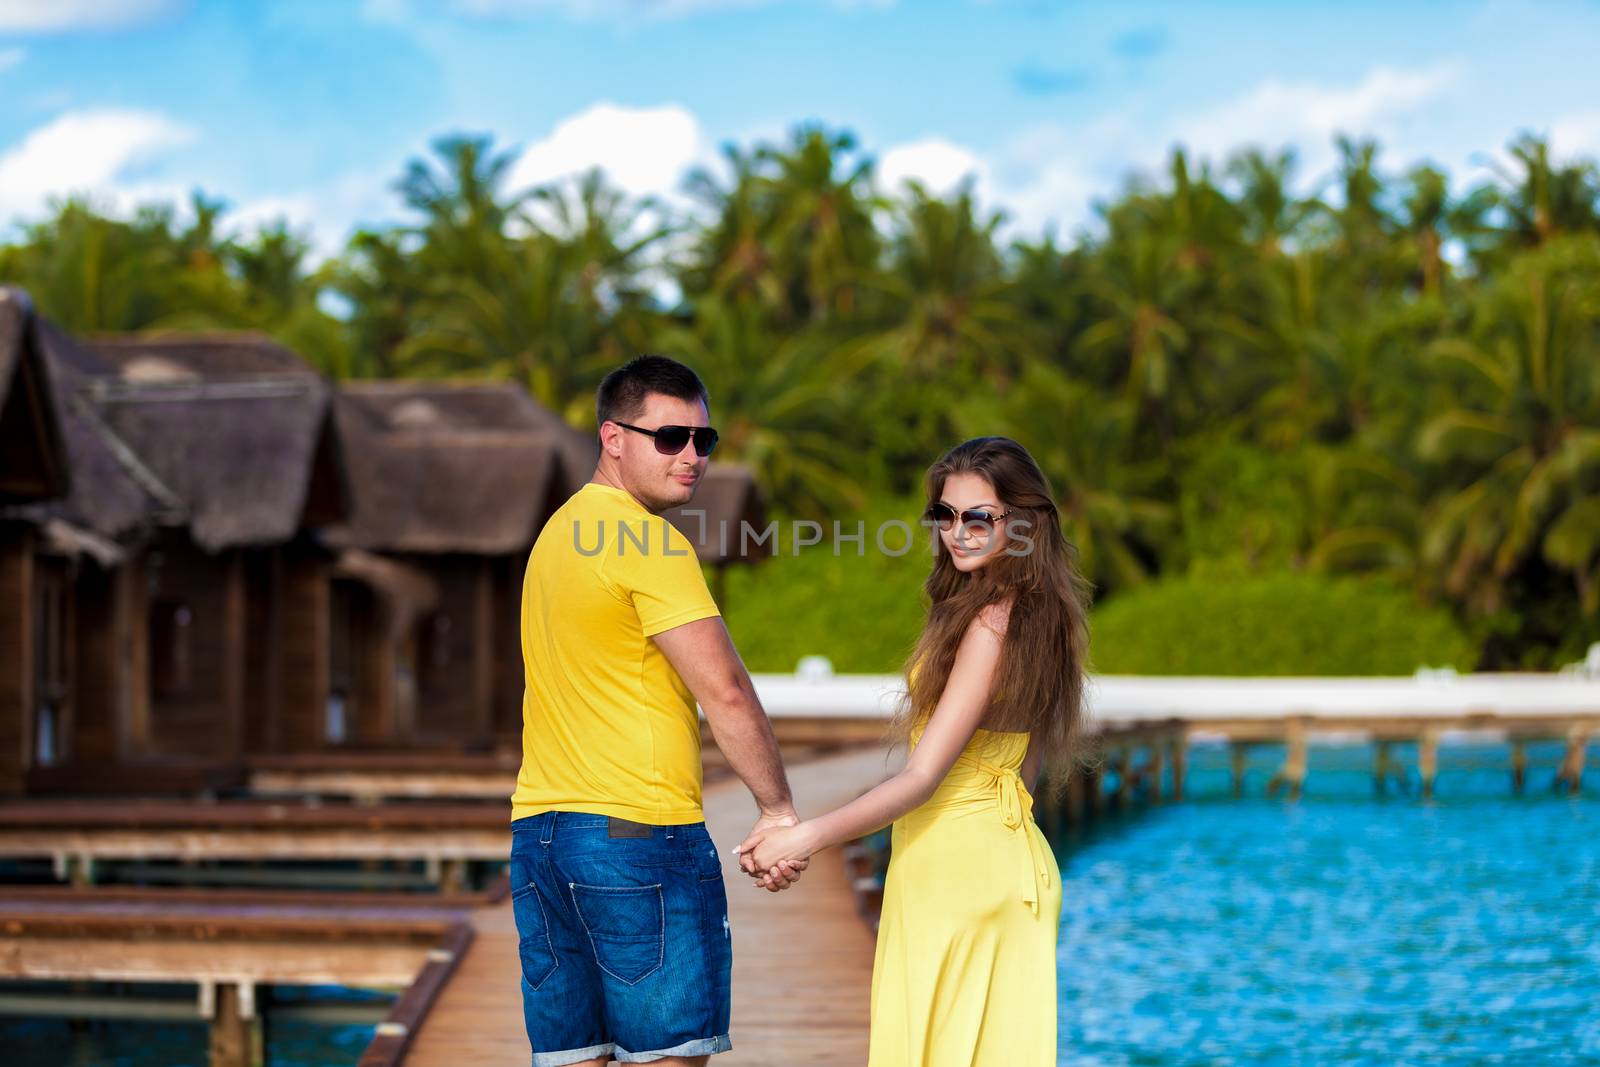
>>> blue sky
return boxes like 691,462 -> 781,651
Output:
3,0 -> 1599,254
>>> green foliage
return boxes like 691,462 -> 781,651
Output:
1088,572 -> 1476,676
5,125 -> 1600,670
719,496 -> 933,673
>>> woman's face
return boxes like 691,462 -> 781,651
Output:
933,472 -> 1010,573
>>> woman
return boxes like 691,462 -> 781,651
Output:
736,435 -> 1093,1065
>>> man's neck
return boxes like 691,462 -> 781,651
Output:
590,468 -> 657,514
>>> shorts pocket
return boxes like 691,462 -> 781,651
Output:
569,881 -> 665,985
510,881 -> 559,991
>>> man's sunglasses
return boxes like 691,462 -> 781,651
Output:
926,501 -> 1011,530
613,421 -> 720,457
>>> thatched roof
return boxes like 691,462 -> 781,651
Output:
72,334 -> 349,552
661,462 -> 770,565
0,288 -> 69,505
334,380 -> 599,498
0,292 -> 158,554
326,382 -> 565,555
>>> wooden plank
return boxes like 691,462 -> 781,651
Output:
359,922 -> 475,1067
0,936 -> 434,987
0,826 -> 509,864
0,801 -> 511,828
402,744 -> 893,1066
280,551 -> 331,752
249,770 -> 517,802
26,761 -> 249,797
471,559 -> 494,745
0,882 -> 506,910
248,752 -> 521,774
0,526 -> 34,796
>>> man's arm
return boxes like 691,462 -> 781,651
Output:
651,615 -> 796,820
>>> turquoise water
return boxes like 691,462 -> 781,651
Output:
3,1016 -> 376,1067
1,984 -> 388,1066
1057,740 -> 1600,1066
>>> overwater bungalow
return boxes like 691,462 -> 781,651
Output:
3,295 -> 773,800
322,382 -> 770,756
323,381 -> 580,751
0,299 -> 351,796
0,288 -> 71,796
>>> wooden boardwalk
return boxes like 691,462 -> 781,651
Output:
404,744 -> 897,1065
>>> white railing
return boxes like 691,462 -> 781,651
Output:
740,667 -> 1600,722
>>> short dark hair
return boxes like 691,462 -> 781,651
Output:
596,355 -> 710,429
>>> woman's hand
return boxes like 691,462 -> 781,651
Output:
735,821 -> 818,878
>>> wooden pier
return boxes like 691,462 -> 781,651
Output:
401,744 -> 896,1066
0,800 -> 513,892
0,887 -> 473,1067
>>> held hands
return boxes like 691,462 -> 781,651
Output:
734,809 -> 812,892
734,818 -> 817,890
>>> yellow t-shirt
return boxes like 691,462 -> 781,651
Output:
511,482 -> 722,824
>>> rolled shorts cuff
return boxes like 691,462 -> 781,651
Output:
613,1034 -> 733,1062
532,1042 -> 614,1067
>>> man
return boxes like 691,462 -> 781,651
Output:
510,355 -> 803,1067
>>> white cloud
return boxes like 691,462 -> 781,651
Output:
228,168 -> 403,263
1550,111 -> 1600,161
973,62 -> 1467,240
508,102 -> 707,200
0,48 -> 24,73
0,0 -> 179,32
367,0 -> 888,23
0,108 -> 196,224
878,138 -> 989,196
1173,62 -> 1462,180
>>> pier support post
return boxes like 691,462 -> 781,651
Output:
1146,740 -> 1165,804
1556,726 -> 1589,797
206,982 -> 263,1067
1267,717 -> 1308,800
1089,762 -> 1107,818
1511,738 -> 1527,795
1038,784 -> 1061,839
1373,740 -> 1393,796
1169,732 -> 1187,802
1113,747 -> 1132,809
1418,728 -> 1440,799
1064,767 -> 1085,826
1229,742 -> 1247,799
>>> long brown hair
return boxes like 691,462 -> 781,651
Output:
894,436 -> 1096,791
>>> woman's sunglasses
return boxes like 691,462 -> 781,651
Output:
926,501 -> 1010,531
613,421 -> 719,457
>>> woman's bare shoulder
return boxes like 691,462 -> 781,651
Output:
974,597 -> 1015,639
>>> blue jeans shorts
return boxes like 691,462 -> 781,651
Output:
510,811 -> 733,1066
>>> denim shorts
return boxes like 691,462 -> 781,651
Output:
510,811 -> 733,1066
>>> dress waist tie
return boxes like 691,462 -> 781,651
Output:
954,753 -> 1052,916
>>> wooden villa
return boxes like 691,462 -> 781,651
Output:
0,288 -> 72,796
323,382 -> 583,751
0,304 -> 351,795
2,294 -> 773,796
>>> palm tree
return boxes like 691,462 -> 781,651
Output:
1227,147 -> 1319,258
1418,237 -> 1600,617
854,180 -> 1029,382
679,143 -> 788,313
656,295 -> 872,517
1488,133 -> 1600,249
954,361 -> 1172,594
395,232 -> 606,422
755,125 -> 883,321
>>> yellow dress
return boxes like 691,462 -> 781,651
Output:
868,721 -> 1062,1066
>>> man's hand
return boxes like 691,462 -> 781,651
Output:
737,821 -> 816,872
737,810 -> 809,891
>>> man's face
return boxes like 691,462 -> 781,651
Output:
604,392 -> 712,513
